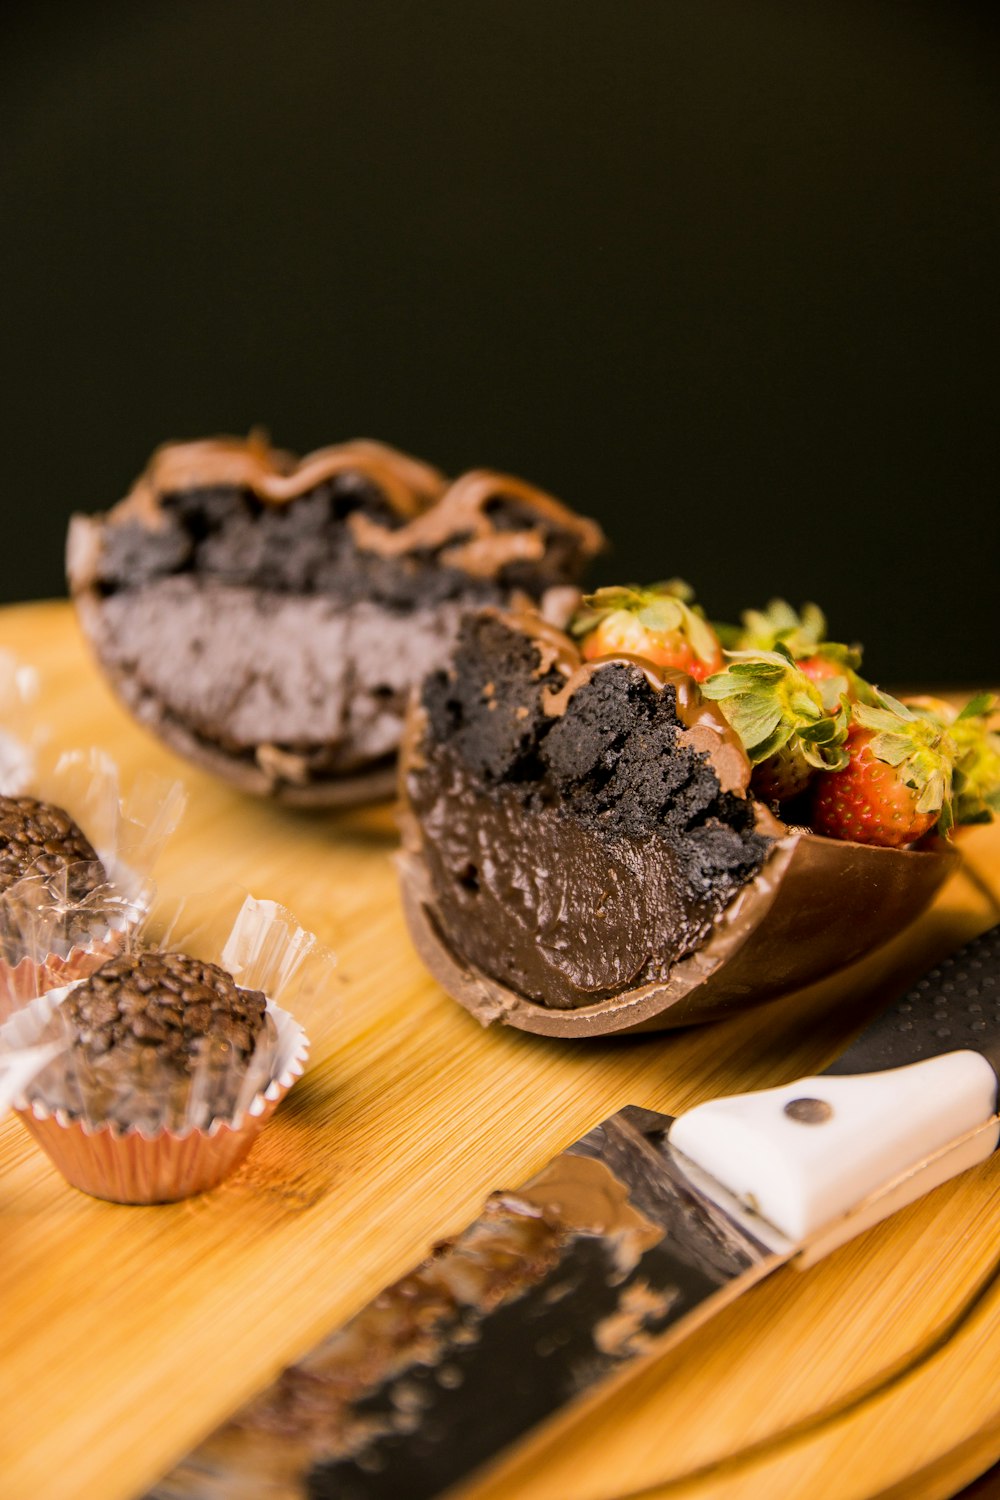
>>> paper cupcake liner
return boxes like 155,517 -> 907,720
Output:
0,1043 -> 63,1120
16,1097 -> 283,1204
4,992 -> 309,1204
0,924 -> 128,1026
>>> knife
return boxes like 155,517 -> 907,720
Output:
151,923 -> 1000,1500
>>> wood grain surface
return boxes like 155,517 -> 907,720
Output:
1,601 -> 999,1500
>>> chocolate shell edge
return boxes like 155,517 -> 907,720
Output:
395,605 -> 965,1034
397,807 -> 961,1038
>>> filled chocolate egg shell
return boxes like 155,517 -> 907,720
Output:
67,435 -> 603,807
398,609 -> 959,1035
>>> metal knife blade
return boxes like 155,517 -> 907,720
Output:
150,923 -> 1000,1500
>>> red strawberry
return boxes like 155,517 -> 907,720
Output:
798,654 -> 851,687
811,695 -> 956,847
701,646 -> 850,805
749,742 -> 815,803
732,599 -> 828,651
727,599 -> 862,697
904,693 -> 1000,828
571,582 -> 724,681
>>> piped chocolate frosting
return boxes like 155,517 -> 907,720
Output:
77,434 -> 602,605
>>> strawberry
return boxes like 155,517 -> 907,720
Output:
750,741 -> 816,803
798,653 -> 852,687
732,599 -> 830,656
811,693 -> 956,847
701,646 -> 850,805
570,581 -> 724,681
722,598 -> 863,698
904,693 -> 1000,828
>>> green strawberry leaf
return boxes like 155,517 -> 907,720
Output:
957,692 -> 995,721
950,699 -> 1000,825
702,649 -> 849,768
732,599 -> 862,672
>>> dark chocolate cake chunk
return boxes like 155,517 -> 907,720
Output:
34,949 -> 273,1132
399,611 -> 960,1034
67,435 -> 603,805
0,794 -> 105,903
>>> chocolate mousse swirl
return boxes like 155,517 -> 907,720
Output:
349,468 -> 605,577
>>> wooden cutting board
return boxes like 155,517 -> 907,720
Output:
1,600 -> 999,1500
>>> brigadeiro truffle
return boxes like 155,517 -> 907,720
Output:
0,752 -> 185,1021
42,950 -> 274,1132
9,942 -> 309,1203
0,792 -> 110,1018
0,794 -> 104,903
398,609 -> 959,1036
66,433 -> 604,806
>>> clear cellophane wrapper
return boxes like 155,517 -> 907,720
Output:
0,748 -> 186,1021
0,890 -> 327,1203
0,649 -> 43,796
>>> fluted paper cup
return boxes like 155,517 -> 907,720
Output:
0,884 -> 135,1024
0,893 -> 324,1203
12,1000 -> 308,1204
0,984 -> 308,1206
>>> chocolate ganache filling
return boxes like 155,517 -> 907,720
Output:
67,436 -> 603,801
404,612 -> 771,1009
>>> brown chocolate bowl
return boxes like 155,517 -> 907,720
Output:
397,835 -> 959,1035
67,435 -> 602,807
396,610 -> 960,1036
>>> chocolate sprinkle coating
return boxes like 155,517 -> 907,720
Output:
64,950 -> 267,1074
0,794 -> 104,902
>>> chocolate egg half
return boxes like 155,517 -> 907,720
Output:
398,610 -> 959,1035
67,435 -> 603,806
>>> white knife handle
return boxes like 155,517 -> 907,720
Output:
669,1051 -> 999,1242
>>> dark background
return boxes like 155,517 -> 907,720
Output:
2,0 -> 997,682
